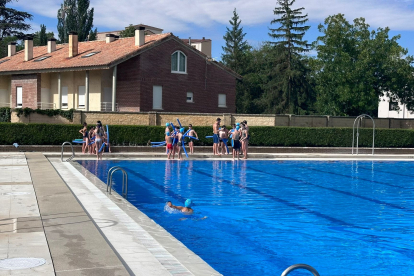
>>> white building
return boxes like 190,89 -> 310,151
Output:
378,95 -> 414,118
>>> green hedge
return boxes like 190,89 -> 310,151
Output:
0,123 -> 414,148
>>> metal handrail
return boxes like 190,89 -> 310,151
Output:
101,102 -> 119,112
107,166 -> 128,198
0,102 -> 10,108
37,102 -> 56,110
352,114 -> 375,155
61,142 -> 75,162
281,264 -> 320,276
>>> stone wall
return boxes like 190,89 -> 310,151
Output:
11,110 -> 414,129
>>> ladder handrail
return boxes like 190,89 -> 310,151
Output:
281,264 -> 320,276
61,142 -> 75,162
107,167 -> 128,198
352,114 -> 375,155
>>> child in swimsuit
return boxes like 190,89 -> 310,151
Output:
79,122 -> 89,154
187,124 -> 198,154
232,126 -> 241,160
166,132 -> 173,159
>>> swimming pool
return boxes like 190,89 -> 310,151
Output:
78,160 -> 414,276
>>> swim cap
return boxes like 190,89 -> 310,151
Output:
166,132 -> 170,136
180,128 -> 185,133
166,123 -> 170,127
236,123 -> 240,126
236,126 -> 240,130
185,199 -> 192,207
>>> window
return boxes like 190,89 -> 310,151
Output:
62,87 -> 68,108
153,85 -> 162,109
171,51 -> 187,73
82,52 -> 100,58
16,87 -> 22,107
78,86 -> 85,108
186,92 -> 193,103
389,101 -> 399,111
34,56 -> 50,62
218,94 -> 226,108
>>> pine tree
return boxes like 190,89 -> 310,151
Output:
266,0 -> 311,114
34,25 -> 54,46
221,8 -> 250,75
57,0 -> 94,43
88,28 -> 97,41
119,24 -> 136,38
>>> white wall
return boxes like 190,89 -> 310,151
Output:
378,95 -> 414,118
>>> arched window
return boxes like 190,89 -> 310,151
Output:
171,51 -> 187,73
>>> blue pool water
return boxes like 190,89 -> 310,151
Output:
78,160 -> 414,276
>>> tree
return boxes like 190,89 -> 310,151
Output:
265,0 -> 312,114
312,14 -> 414,116
57,0 -> 94,43
88,28 -> 97,41
0,0 -> 32,58
119,24 -> 135,38
33,24 -> 54,46
221,8 -> 250,75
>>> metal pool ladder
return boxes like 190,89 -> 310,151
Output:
61,142 -> 75,162
107,166 -> 128,198
281,264 -> 320,276
352,114 -> 375,155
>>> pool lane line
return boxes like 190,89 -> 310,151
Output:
123,168 -> 189,204
299,166 -> 411,190
356,166 -> 414,179
190,168 -> 356,228
248,167 -> 413,213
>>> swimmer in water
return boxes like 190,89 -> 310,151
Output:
167,199 -> 193,214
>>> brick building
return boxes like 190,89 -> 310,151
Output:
0,29 -> 239,113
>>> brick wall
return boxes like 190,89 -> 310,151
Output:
11,74 -> 41,109
117,38 -> 237,113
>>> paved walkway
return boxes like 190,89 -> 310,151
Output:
0,152 -> 220,276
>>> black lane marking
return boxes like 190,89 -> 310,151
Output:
357,166 -> 414,179
191,168 -> 356,228
301,166 -> 411,190
248,167 -> 413,213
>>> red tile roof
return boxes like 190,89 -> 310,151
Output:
0,33 -> 172,74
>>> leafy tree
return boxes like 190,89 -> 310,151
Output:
221,8 -> 250,75
33,24 -> 54,46
57,0 -> 94,43
265,0 -> 312,114
312,14 -> 414,116
88,27 -> 97,40
119,24 -> 135,38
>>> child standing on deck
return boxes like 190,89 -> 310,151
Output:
187,124 -> 198,154
165,131 -> 173,159
232,126 -> 241,160
165,123 -> 171,154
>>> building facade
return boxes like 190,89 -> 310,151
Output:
378,95 -> 414,119
0,29 -> 238,113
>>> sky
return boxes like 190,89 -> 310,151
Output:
9,0 -> 414,61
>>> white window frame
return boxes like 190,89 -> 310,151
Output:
16,86 -> 22,107
218,94 -> 227,108
61,86 -> 68,109
171,50 -> 187,74
186,92 -> 193,103
78,86 -> 85,109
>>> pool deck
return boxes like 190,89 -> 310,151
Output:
1,151 -> 414,276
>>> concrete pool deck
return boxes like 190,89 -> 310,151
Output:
1,151 -> 414,276
0,152 -> 220,276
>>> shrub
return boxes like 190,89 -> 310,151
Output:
0,107 -> 11,122
0,123 -> 413,148
14,108 -> 75,121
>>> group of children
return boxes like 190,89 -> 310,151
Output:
79,121 -> 111,160
213,118 -> 249,160
164,123 -> 198,160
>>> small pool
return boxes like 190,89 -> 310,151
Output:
78,160 -> 414,276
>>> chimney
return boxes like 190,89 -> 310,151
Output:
24,36 -> 33,61
106,34 -> 115,43
135,27 -> 145,46
68,31 -> 78,58
47,38 -> 56,53
188,37 -> 191,46
8,42 -> 16,57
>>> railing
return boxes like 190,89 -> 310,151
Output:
107,166 -> 128,198
352,114 -> 375,155
281,264 -> 320,276
61,142 -> 75,162
101,102 -> 119,112
0,102 -> 10,108
37,102 -> 56,110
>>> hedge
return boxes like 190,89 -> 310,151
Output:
0,123 -> 414,148
0,107 -> 11,122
